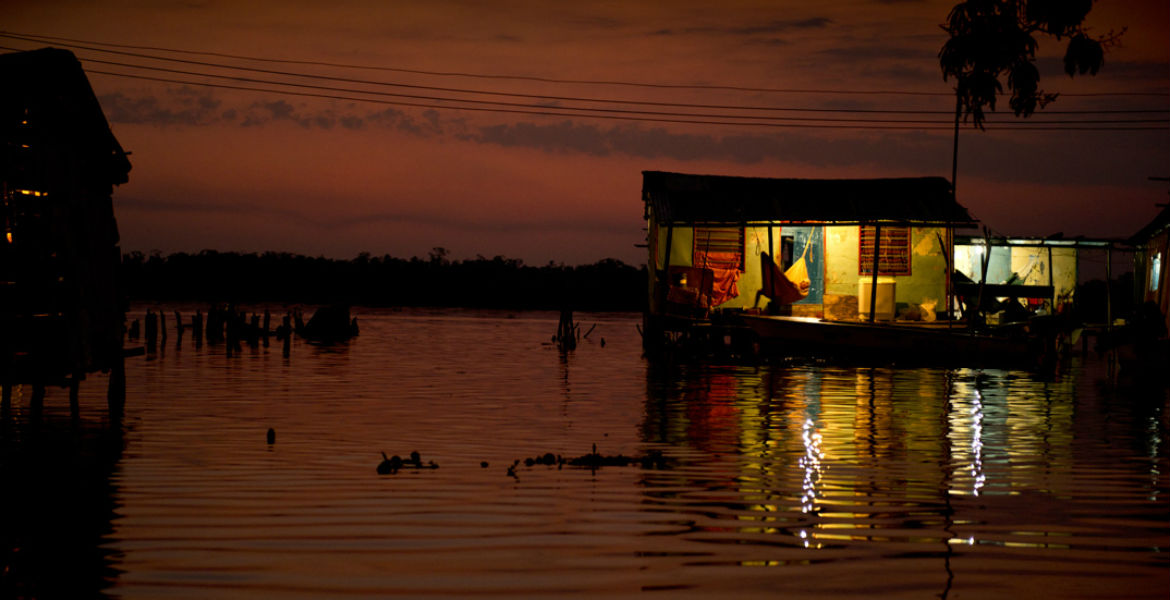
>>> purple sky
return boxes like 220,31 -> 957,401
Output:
3,0 -> 1167,264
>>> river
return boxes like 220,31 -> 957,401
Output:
1,307 -> 1166,598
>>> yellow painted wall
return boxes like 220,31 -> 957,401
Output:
709,226 -> 771,309
654,225 -> 694,269
825,226 -> 947,311
649,222 -> 950,315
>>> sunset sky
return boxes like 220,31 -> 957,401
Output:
2,0 -> 1167,265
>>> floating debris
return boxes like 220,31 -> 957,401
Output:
508,444 -> 672,476
266,428 -> 275,444
377,450 -> 438,475
480,461 -> 490,468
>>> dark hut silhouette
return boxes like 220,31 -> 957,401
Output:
297,304 -> 359,343
0,48 -> 131,415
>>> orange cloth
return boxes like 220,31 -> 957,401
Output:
695,250 -> 741,307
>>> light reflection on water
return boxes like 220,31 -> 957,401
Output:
1,307 -> 1167,599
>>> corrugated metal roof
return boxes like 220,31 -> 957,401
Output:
643,170 -> 977,227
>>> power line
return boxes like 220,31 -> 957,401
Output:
2,36 -> 1165,131
9,28 -> 1170,99
83,68 -> 1170,132
4,32 -> 967,113
3,38 -> 1166,125
3,30 -> 1168,116
74,56 -> 1170,126
0,29 -> 965,97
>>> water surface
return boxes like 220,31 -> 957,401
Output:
2,308 -> 1166,598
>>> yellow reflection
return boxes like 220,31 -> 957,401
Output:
5,232 -> 11,244
15,189 -> 47,197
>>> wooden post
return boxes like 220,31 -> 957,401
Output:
1105,244 -> 1113,330
975,228 -> 992,328
660,223 -> 674,310
1105,244 -> 1115,378
556,309 -> 577,351
282,315 -> 291,358
951,95 -> 961,196
108,350 -> 125,421
937,231 -> 954,325
30,383 -> 44,422
145,309 -> 157,352
869,224 -> 881,323
1047,245 -> 1055,310
69,375 -> 80,420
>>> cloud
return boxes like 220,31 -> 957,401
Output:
99,88 -> 456,135
653,16 -> 832,37
463,119 -> 950,170
98,87 -> 221,126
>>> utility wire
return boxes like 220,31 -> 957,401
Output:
3,31 -> 1168,119
83,68 -> 1169,131
75,56 -> 1170,125
5,29 -> 1168,99
2,37 -> 1164,130
6,39 -> 1166,121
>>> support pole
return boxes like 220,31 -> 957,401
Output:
30,383 -> 45,422
659,223 -> 674,312
108,349 -> 126,422
869,224 -> 882,323
69,374 -> 80,419
951,95 -> 961,195
1105,244 -> 1115,378
975,227 -> 992,328
1047,246 -> 1055,310
1105,244 -> 1113,331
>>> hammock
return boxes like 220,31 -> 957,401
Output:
756,235 -> 812,306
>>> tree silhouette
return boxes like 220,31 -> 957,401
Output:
940,0 -> 1122,128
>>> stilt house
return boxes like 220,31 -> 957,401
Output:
641,170 -> 978,352
1,48 -> 131,395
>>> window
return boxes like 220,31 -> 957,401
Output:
693,226 -> 744,271
1152,252 -> 1162,292
859,226 -> 911,276
780,235 -> 795,270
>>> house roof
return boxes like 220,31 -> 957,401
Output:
0,47 -> 131,186
642,170 -> 977,227
1129,204 -> 1170,245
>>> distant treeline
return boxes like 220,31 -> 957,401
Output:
120,248 -> 647,311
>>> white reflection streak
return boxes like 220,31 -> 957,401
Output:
799,418 -> 824,525
1149,413 -> 1162,501
971,390 -> 985,497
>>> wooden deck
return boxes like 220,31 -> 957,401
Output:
739,314 -> 1044,366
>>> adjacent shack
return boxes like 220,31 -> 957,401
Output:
1130,204 -> 1170,337
952,235 -> 1116,324
1,48 -> 131,412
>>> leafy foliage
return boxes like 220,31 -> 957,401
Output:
120,249 -> 647,311
939,0 -> 1121,128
